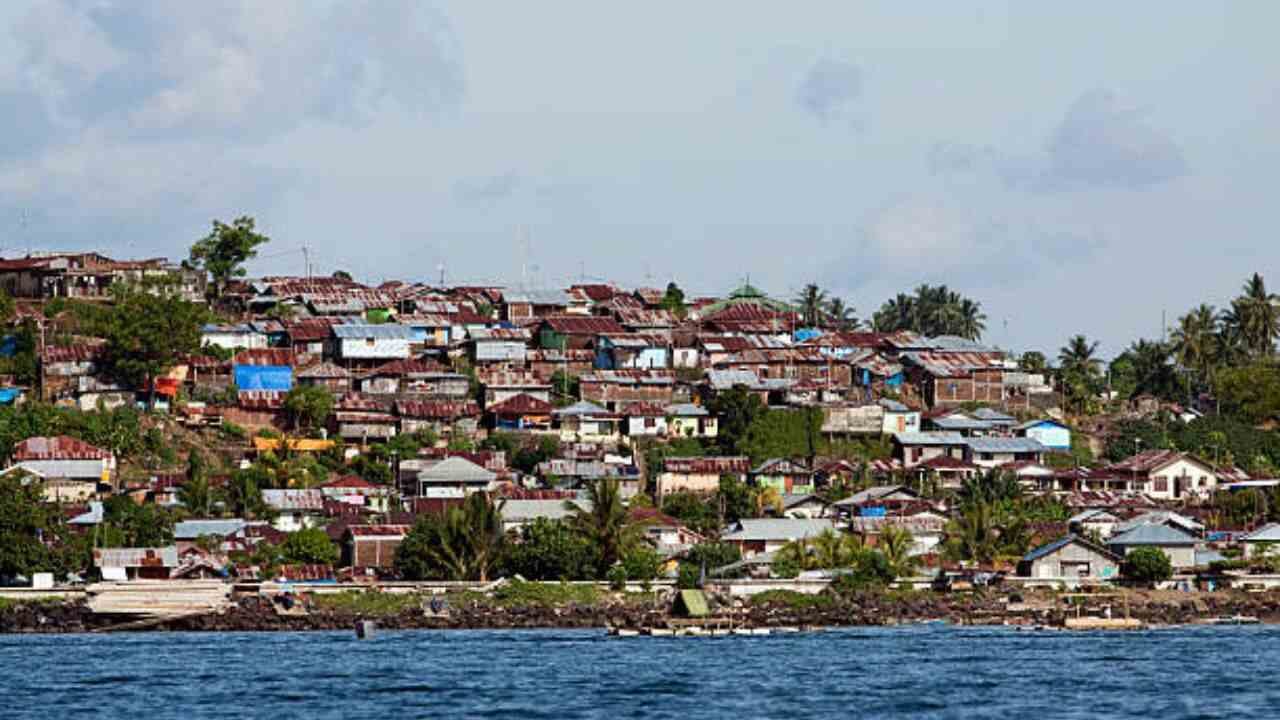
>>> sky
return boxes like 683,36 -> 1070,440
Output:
1,1 -> 1277,357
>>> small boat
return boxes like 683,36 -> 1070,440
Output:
646,628 -> 674,637
773,626 -> 800,634
1201,615 -> 1261,626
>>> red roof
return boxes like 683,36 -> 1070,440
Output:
365,358 -> 449,377
347,524 -> 411,538
623,402 -> 667,417
233,348 -> 297,367
540,315 -> 625,335
13,435 -> 112,461
487,393 -> 554,416
662,456 -> 751,474
322,475 -> 377,490
396,400 -> 481,419
284,318 -> 342,342
570,284 -> 620,302
920,455 -> 976,470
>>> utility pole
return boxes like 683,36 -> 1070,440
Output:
302,244 -> 311,281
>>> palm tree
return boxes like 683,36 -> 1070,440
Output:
778,529 -> 862,570
794,284 -> 827,328
178,476 -> 215,517
1058,335 -> 1101,377
825,297 -> 858,331
957,298 -> 986,341
565,478 -> 641,576
872,293 -> 915,332
425,493 -> 506,581
877,525 -> 918,578
1128,339 -> 1177,400
1171,304 -> 1218,384
754,485 -> 783,516
1223,273 -> 1280,357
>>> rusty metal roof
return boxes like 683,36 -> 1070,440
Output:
396,400 -> 480,419
233,348 -> 297,367
540,315 -> 625,335
487,393 -> 554,415
13,435 -> 112,461
662,456 -> 751,474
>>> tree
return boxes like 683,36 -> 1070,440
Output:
565,478 -> 640,577
877,525 -> 918,578
660,282 -> 686,318
278,527 -> 339,566
395,492 -> 506,581
501,518 -> 598,581
282,384 -> 334,432
1122,546 -> 1173,585
1127,339 -> 1178,401
1058,335 -> 1103,413
957,298 -> 987,341
1018,351 -> 1048,373
102,496 -> 174,548
661,492 -> 719,536
101,282 -> 208,407
871,285 -> 986,339
794,284 -> 828,328
1222,273 -> 1279,358
1215,363 -> 1280,425
0,289 -> 13,325
706,386 -> 765,454
824,297 -> 858,331
189,216 -> 270,300
1171,304 -> 1219,392
332,270 -> 354,282
0,473 -> 76,580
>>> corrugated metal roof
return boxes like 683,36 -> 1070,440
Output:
487,393 -> 554,415
94,546 -> 178,568
175,519 -> 248,539
965,437 -> 1047,454
417,456 -> 498,484
721,518 -> 835,542
1244,523 -> 1280,542
13,436 -> 112,461
262,489 -> 325,512
332,324 -> 415,340
501,499 -> 582,523
1022,534 -> 1118,563
1107,523 -> 1198,547
662,456 -> 751,474
893,432 -> 966,446
540,315 -> 625,335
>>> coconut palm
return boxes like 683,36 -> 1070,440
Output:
565,478 -> 641,576
754,485 -> 783,516
1128,339 -> 1177,400
877,525 -> 918,578
778,529 -> 863,570
957,298 -> 987,341
1058,335 -> 1101,377
425,492 -> 506,581
794,284 -> 828,328
1222,273 -> 1280,357
1171,304 -> 1219,390
178,476 -> 215,518
825,297 -> 858,331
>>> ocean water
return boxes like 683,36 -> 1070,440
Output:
2,626 -> 1277,719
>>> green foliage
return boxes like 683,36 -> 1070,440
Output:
1216,362 -> 1280,424
549,370 -> 580,405
660,282 -> 687,318
1121,547 -> 1173,584
620,545 -> 662,582
794,284 -> 828,328
872,284 -> 986,340
606,563 -> 628,590
100,282 -> 208,401
101,496 -> 175,548
283,384 -> 334,432
501,518 -> 598,581
737,406 -> 824,464
0,318 -> 37,386
943,501 -> 1030,564
189,216 -> 270,298
565,478 -> 642,577
394,493 -> 506,581
0,289 -> 14,325
829,551 -> 896,593
750,589 -> 833,610
311,590 -> 419,616
219,421 -> 247,440
661,492 -> 719,536
706,386 -> 765,454
278,527 -> 339,566
1018,351 -> 1047,372
0,403 -> 155,461
0,474 -> 83,580
489,579 -> 600,608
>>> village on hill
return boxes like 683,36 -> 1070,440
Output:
2,216 -> 1280,618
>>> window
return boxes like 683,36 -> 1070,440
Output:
1153,477 -> 1168,493
981,452 -> 993,461
365,338 -> 376,347
644,418 -> 656,429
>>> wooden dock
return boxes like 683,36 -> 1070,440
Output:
86,581 -> 231,617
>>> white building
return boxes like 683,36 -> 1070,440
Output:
333,324 -> 414,361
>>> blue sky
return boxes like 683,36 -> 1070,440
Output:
1,1 -> 1277,356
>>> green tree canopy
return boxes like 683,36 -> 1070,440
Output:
101,282 -> 208,405
279,527 -> 339,566
282,384 -> 334,432
1121,546 -> 1173,584
189,216 -> 270,298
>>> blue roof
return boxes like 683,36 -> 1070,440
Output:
234,365 -> 293,392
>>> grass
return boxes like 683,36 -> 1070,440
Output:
0,597 -> 64,613
490,580 -> 601,608
311,591 -> 421,616
749,590 -> 834,610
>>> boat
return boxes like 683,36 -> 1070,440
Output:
1200,615 -> 1261,626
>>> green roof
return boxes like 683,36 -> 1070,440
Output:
674,589 -> 710,617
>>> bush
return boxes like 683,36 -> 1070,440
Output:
279,527 -> 339,566
621,546 -> 662,582
829,551 -> 895,594
1122,547 -> 1173,584
607,564 -> 628,590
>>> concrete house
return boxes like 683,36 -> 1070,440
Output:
721,518 -> 836,557
1018,419 -> 1072,451
332,324 -> 414,362
1018,535 -> 1122,582
665,403 -> 717,439
752,458 -> 815,495
415,456 -> 499,499
1107,523 -> 1199,570
343,525 -> 410,569
1241,524 -> 1280,559
202,323 -> 268,352
261,489 -> 325,533
623,403 -> 669,438
892,432 -> 968,469
7,435 -> 116,498
963,437 -> 1047,469
594,333 -> 670,370
656,456 -> 751,499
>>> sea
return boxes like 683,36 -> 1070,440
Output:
3,626 -> 1276,719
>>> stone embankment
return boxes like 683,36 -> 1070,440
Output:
5,589 -> 1280,634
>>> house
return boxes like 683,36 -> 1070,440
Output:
891,432 -> 968,469
655,456 -> 751,499
963,437 -> 1047,469
1102,450 -> 1219,501
396,400 -> 481,437
284,319 -> 340,357
999,461 -> 1058,492
1017,535 -> 1122,581
594,334 -> 670,370
1106,523 -> 1199,569
295,362 -> 352,393
0,252 -> 203,301
880,399 -> 920,435
578,370 -> 675,410
1068,509 -> 1122,539
481,372 -> 552,408
502,289 -> 571,323
665,403 -> 717,439
629,507 -> 705,553
916,455 -> 979,490
343,525 -> 411,569
926,411 -> 999,437
232,350 -> 294,394
469,328 -> 530,366
553,401 -> 622,443
202,323 -> 268,352
332,394 -> 397,442
93,546 -> 179,581
7,435 -> 116,495
261,489 -> 326,532
1113,511 -> 1204,538
537,316 -> 627,351
721,518 -> 836,557
752,458 -> 814,495
622,403 -> 669,438
320,475 -> 391,513
500,498 -> 581,533
848,512 -> 947,555
780,494 -> 831,519
415,456 -> 499,499
1018,419 -> 1072,451
174,519 -> 250,553
487,393 -> 554,431
332,324 -> 414,363
971,407 -> 1017,430
1241,524 -> 1280,560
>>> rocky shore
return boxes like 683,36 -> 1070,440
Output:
5,589 -> 1280,634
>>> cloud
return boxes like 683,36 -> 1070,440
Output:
795,58 -> 862,123
931,89 -> 1187,191
824,197 -> 1104,292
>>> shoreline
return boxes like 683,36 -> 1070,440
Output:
5,588 -> 1280,635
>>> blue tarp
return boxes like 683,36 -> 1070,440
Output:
0,388 -> 20,404
859,506 -> 887,518
234,365 -> 293,391
793,328 -> 822,342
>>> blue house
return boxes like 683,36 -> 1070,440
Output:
1017,419 -> 1071,451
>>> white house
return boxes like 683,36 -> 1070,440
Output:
1017,419 -> 1072,451
332,324 -> 414,361
624,403 -> 669,438
880,399 -> 921,435
6,436 -> 116,499
1107,523 -> 1199,569
260,489 -> 326,533
201,323 -> 268,352
1241,524 -> 1280,559
666,403 -> 717,439
1105,450 -> 1219,501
